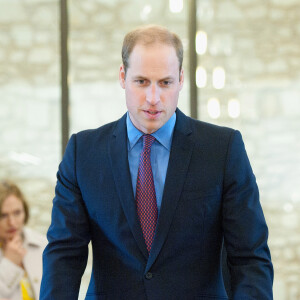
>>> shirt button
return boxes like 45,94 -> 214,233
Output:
145,272 -> 153,279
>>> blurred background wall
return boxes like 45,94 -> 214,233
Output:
1,0 -> 300,299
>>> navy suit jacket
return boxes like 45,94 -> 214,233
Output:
40,109 -> 273,299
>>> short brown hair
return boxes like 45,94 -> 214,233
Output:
122,24 -> 183,75
0,180 -> 29,224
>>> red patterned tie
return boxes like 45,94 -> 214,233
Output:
136,134 -> 158,253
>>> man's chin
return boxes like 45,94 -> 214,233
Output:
142,122 -> 162,134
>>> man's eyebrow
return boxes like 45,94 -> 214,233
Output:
160,76 -> 175,81
132,75 -> 147,79
131,75 -> 175,81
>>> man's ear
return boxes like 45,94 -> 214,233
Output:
179,67 -> 184,91
119,64 -> 126,89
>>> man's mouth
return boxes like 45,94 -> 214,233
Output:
144,109 -> 161,114
142,109 -> 163,120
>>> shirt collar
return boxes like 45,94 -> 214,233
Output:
126,112 -> 176,151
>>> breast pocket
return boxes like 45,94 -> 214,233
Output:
177,189 -> 222,237
169,191 -> 218,245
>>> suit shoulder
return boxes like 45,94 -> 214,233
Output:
64,115 -> 126,156
75,119 -> 119,140
188,117 -> 236,140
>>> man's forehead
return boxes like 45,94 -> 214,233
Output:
131,41 -> 175,53
128,43 -> 179,67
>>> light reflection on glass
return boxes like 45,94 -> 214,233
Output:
212,67 -> 226,89
196,31 -> 207,55
207,98 -> 221,119
228,98 -> 240,118
169,0 -> 183,13
196,66 -> 207,88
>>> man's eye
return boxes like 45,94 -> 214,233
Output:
135,80 -> 145,85
161,80 -> 172,86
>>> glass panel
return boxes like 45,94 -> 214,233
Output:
0,0 -> 60,233
197,0 -> 300,298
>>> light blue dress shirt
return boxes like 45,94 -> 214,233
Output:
126,112 -> 176,214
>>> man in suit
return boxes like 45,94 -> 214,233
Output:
40,25 -> 273,299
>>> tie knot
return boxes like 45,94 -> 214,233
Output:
143,134 -> 155,150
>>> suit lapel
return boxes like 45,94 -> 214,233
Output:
109,110 -> 194,265
146,109 -> 194,271
109,114 -> 148,259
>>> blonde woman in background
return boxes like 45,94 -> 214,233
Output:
0,181 -> 47,300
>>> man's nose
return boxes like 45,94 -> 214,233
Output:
146,84 -> 160,105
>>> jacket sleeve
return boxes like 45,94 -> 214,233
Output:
222,130 -> 273,300
40,134 -> 91,300
0,256 -> 24,298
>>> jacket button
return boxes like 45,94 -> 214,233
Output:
145,272 -> 153,279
